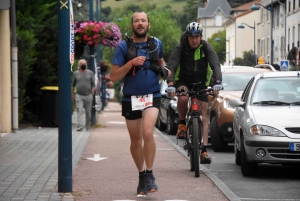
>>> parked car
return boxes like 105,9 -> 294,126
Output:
229,71 -> 300,176
208,66 -> 275,152
156,81 -> 179,135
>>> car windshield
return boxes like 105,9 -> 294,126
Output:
223,73 -> 257,91
251,77 -> 300,105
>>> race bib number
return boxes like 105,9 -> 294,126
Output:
131,94 -> 153,111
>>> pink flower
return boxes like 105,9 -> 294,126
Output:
75,20 -> 122,48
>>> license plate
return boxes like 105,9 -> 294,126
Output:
289,143 -> 300,151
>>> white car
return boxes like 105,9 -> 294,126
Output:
229,71 -> 300,176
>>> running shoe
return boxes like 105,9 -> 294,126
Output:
146,172 -> 158,192
137,174 -> 148,195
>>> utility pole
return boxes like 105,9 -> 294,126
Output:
57,0 -> 73,192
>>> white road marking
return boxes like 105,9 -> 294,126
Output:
86,154 -> 107,161
108,121 -> 125,124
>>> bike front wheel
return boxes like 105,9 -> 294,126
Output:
192,118 -> 200,177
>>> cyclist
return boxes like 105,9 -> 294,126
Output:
166,22 -> 223,164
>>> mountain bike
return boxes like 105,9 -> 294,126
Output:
175,83 -> 214,177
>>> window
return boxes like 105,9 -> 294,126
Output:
298,24 -> 300,47
261,39 -> 265,57
241,77 -> 254,102
280,36 -> 285,59
275,6 -> 279,27
288,28 -> 290,49
266,39 -> 269,55
215,15 -> 222,26
293,26 -> 295,47
293,0 -> 295,10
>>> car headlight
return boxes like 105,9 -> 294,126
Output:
224,100 -> 235,109
250,125 -> 286,137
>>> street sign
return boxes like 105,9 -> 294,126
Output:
280,60 -> 289,71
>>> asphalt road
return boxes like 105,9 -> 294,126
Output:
158,130 -> 300,201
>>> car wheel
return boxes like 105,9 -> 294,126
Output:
157,115 -> 166,131
240,135 -> 258,176
166,112 -> 177,135
210,116 -> 228,152
235,139 -> 241,166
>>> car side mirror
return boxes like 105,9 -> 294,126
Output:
229,98 -> 245,108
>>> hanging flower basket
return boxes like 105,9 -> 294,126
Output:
74,21 -> 122,48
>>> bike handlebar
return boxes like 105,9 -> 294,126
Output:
175,87 -> 214,97
165,82 -> 223,97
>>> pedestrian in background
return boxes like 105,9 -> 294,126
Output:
72,59 -> 95,131
110,11 -> 170,196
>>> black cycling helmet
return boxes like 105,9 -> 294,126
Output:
186,22 -> 203,36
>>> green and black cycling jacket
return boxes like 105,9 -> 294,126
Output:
167,32 -> 222,86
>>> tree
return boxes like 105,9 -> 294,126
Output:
16,0 -> 58,123
233,50 -> 254,66
207,30 -> 226,64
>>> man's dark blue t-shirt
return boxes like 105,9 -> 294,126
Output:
112,37 -> 164,101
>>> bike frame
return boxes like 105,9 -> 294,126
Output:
173,84 -> 213,178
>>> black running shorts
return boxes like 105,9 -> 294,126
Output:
122,97 -> 161,120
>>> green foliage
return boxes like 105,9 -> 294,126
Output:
207,30 -> 226,64
232,57 -> 244,65
242,50 -> 255,66
233,50 -> 255,66
17,29 -> 37,122
16,0 -> 58,123
183,0 -> 199,23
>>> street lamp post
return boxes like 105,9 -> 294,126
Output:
251,1 -> 274,64
237,22 -> 256,66
215,37 -> 230,65
89,0 -> 96,126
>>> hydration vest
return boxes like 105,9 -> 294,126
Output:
125,36 -> 160,76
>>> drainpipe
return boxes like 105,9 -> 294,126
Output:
11,0 -> 18,133
278,0 -> 286,59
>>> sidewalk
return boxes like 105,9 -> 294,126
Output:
0,114 -> 89,201
0,102 -> 238,201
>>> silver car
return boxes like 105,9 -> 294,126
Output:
229,71 -> 300,176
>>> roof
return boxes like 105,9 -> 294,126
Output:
257,71 -> 300,78
231,0 -> 261,12
198,0 -> 232,18
221,66 -> 273,73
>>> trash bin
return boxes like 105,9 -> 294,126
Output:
40,86 -> 59,127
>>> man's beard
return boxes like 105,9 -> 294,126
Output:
132,25 -> 149,38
